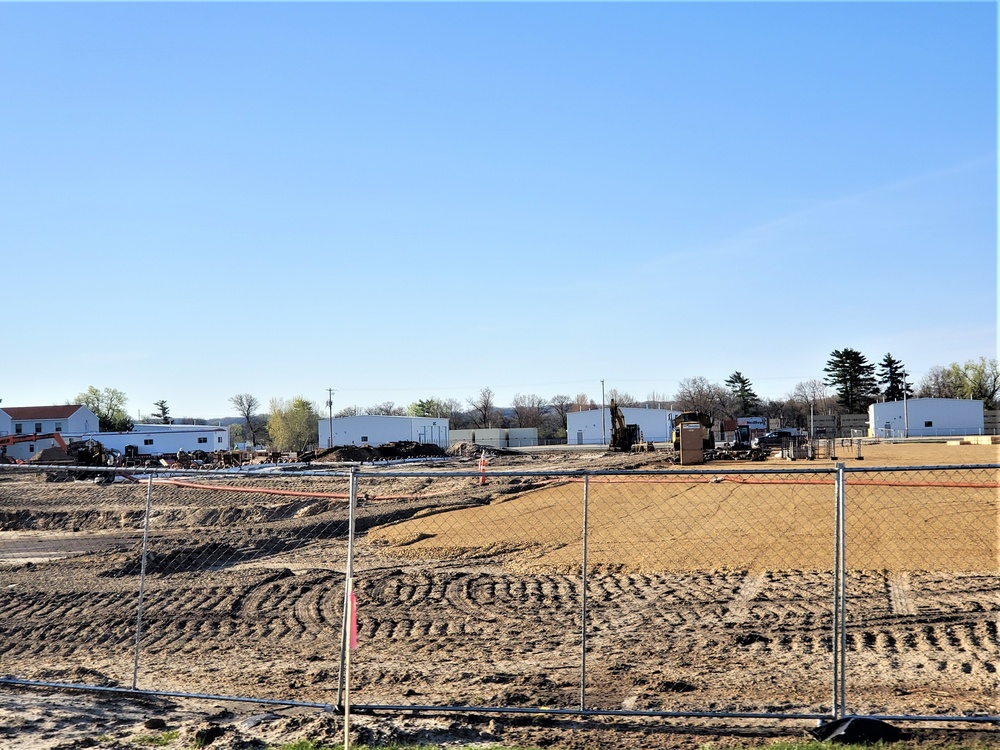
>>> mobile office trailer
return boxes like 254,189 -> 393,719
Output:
71,424 -> 231,457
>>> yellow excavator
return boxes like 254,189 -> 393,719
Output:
608,400 -> 642,451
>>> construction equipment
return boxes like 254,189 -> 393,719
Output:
671,412 -> 715,451
608,400 -> 642,452
0,432 -> 68,462
713,424 -> 769,461
0,432 -> 68,450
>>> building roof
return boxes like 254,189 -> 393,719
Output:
2,405 -> 86,420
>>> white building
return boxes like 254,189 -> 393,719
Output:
566,407 -> 680,445
318,415 -> 449,449
0,404 -> 232,460
0,405 -> 100,461
868,398 -> 985,438
449,428 -> 539,448
79,424 -> 232,456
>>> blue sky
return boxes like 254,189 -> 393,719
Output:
3,2 -> 996,419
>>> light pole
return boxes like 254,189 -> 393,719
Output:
601,379 -> 606,446
326,388 -> 335,448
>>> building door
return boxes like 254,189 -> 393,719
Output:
577,430 -> 584,445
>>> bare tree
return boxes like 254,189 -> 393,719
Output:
672,377 -> 729,422
229,393 -> 261,449
550,394 -> 573,423
335,405 -> 363,417
916,365 -> 963,400
605,388 -> 639,407
759,397 -> 793,425
511,393 -> 548,428
645,391 -> 671,409
789,379 -> 837,415
367,401 -> 406,416
468,387 -> 498,428
573,393 -> 596,412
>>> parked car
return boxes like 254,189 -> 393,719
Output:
753,430 -> 798,448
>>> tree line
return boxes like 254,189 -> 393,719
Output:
67,352 -> 997,451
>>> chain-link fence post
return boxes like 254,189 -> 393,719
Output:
337,465 -> 359,709
130,473 -> 155,691
580,474 -> 589,711
833,462 -> 846,719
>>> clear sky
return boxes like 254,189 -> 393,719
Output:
3,2 -> 996,420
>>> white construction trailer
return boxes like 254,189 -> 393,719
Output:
868,398 -> 984,438
70,424 -> 231,457
318,415 -> 449,449
566,408 -> 680,446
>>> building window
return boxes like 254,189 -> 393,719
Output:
217,437 -> 223,443
144,439 -> 154,446
35,423 -> 42,433
361,436 -> 368,443
14,424 -> 22,434
28,444 -> 34,453
198,437 -> 208,444
924,421 -> 933,428
55,423 -> 62,432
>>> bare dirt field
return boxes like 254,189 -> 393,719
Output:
0,441 -> 996,749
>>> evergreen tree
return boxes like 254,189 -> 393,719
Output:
152,399 -> 171,424
823,348 -> 879,413
724,371 -> 761,415
877,353 -> 913,402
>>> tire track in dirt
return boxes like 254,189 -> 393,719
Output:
888,572 -> 916,615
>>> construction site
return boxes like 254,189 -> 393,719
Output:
0,438 -> 996,749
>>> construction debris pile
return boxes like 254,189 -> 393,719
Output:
303,441 -> 447,463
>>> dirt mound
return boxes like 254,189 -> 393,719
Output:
446,441 -> 518,457
97,541 -> 303,576
306,441 -> 446,463
28,446 -> 72,463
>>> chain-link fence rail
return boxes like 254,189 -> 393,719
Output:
1,460 -> 997,726
840,464 -> 999,721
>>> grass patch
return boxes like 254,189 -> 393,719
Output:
133,730 -> 179,746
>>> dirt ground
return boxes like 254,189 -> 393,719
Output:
0,441 -> 996,749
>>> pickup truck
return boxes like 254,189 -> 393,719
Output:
753,430 -> 800,448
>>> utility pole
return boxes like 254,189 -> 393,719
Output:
601,379 -> 606,446
326,388 -> 335,448
903,388 -> 908,439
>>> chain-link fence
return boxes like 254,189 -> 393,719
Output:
0,460 -> 996,724
839,464 -> 999,720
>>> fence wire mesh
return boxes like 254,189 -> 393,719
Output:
841,465 -> 999,719
0,458 -> 996,724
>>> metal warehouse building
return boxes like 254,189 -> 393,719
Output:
318,415 -> 449,449
868,398 -> 984,438
566,407 -> 680,445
